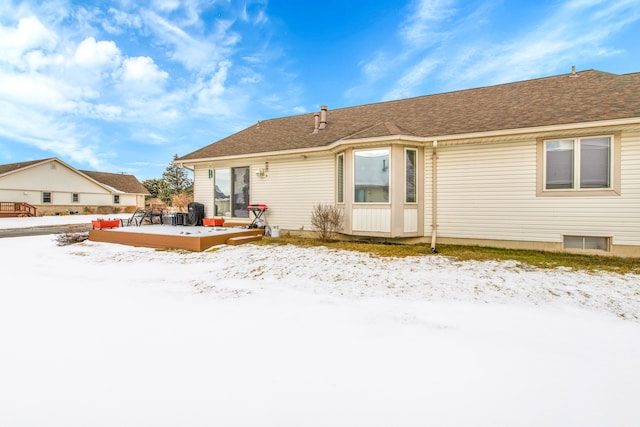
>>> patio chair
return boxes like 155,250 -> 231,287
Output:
121,208 -> 148,226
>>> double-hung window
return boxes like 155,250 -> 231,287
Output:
544,136 -> 613,191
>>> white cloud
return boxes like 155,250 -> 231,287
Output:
399,0 -> 455,46
152,0 -> 181,13
0,100 -> 105,170
195,60 -> 231,108
121,56 -> 169,85
383,58 -> 440,100
441,0 -> 640,87
360,52 -> 389,80
350,0 -> 454,98
105,7 -> 143,34
355,0 -> 640,102
0,0 -> 288,177
140,9 -> 239,72
75,37 -> 121,69
90,103 -> 123,120
11,15 -> 57,52
241,2 -> 269,25
0,72 -> 77,111
0,16 -> 57,67
22,49 -> 64,71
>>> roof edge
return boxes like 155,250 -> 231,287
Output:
175,116 -> 640,164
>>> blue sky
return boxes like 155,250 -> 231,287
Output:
1,0 -> 639,182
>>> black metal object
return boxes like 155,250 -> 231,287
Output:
187,202 -> 205,226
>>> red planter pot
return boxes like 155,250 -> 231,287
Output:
92,220 -> 120,229
202,218 -> 224,227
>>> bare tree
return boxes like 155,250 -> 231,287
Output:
311,203 -> 343,242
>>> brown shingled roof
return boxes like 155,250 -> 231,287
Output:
1,158 -> 149,194
0,158 -> 53,175
80,170 -> 149,194
178,69 -> 640,161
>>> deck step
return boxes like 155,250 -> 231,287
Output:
225,234 -> 263,245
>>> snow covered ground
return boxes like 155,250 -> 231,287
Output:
1,215 -> 639,426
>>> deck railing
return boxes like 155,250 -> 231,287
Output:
0,202 -> 37,217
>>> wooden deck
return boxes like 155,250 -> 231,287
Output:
0,202 -> 37,217
88,225 -> 264,251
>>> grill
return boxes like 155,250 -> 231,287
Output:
247,203 -> 268,228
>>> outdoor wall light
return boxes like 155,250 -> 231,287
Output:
256,161 -> 269,178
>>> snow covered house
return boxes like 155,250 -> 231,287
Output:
0,158 -> 148,216
175,69 -> 640,257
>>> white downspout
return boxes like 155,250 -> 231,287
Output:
430,140 -> 438,253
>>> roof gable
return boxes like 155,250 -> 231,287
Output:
0,157 -> 148,195
0,158 -> 56,176
178,70 -> 640,161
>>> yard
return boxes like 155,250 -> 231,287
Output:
0,216 -> 639,426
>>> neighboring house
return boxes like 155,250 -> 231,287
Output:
0,158 -> 148,216
176,69 -> 640,257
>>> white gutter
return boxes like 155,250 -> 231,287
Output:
430,140 -> 438,253
177,163 -> 194,172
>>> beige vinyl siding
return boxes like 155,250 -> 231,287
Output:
0,161 -> 125,207
423,147 -> 433,237
1,162 -> 107,194
403,208 -> 419,233
193,167 -> 214,217
434,131 -> 640,246
436,140 -> 538,241
617,130 -> 640,245
251,155 -> 334,230
353,207 -> 391,232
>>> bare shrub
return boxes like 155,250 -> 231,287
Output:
55,232 -> 88,246
311,203 -> 343,242
97,206 -> 112,214
172,192 -> 193,211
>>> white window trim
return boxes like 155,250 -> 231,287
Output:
543,135 -> 612,191
404,147 -> 418,204
213,166 -> 251,218
336,153 -> 344,204
353,147 -> 391,205
537,133 -> 621,197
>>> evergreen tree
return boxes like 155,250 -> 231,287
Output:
163,154 -> 192,194
161,155 -> 193,204
141,155 -> 193,206
141,178 -> 165,199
